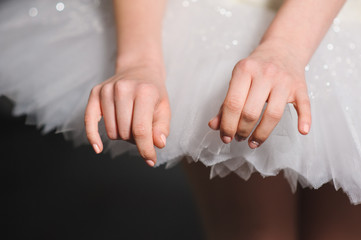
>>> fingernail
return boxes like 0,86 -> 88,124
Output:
249,140 -> 260,149
161,134 -> 167,146
93,144 -> 100,154
235,134 -> 246,142
146,160 -> 155,167
222,136 -> 232,144
302,123 -> 310,134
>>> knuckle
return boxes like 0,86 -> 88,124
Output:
293,82 -> 307,92
84,114 -> 92,126
298,98 -> 311,108
90,85 -> 101,96
132,123 -> 147,138
100,84 -> 113,98
137,83 -> 157,96
265,109 -> 283,120
235,59 -> 257,73
242,110 -> 259,122
262,62 -> 278,77
224,96 -> 242,113
114,81 -> 131,96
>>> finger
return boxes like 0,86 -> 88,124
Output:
132,86 -> 158,166
84,86 -> 103,154
236,79 -> 271,141
152,98 -> 171,149
208,107 -> 222,130
114,82 -> 134,141
219,70 -> 252,143
100,84 -> 118,140
294,90 -> 312,135
248,87 -> 288,148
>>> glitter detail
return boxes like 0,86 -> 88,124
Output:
327,43 -> 334,50
182,1 -> 190,7
56,2 -> 65,12
305,64 -> 310,72
28,7 -> 38,17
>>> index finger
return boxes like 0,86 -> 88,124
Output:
84,86 -> 103,154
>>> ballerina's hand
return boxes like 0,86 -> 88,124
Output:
84,62 -> 171,167
208,41 -> 312,149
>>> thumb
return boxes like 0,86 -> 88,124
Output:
208,106 -> 222,130
293,91 -> 312,135
153,99 -> 171,149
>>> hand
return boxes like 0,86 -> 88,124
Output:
208,40 -> 311,149
84,60 -> 171,166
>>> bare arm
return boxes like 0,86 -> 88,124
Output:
210,0 -> 346,148
261,0 -> 346,66
113,0 -> 167,72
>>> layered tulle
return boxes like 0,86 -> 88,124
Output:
1,0 -> 361,204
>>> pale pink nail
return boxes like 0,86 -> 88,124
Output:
249,140 -> 260,149
93,144 -> 100,154
146,160 -> 155,167
161,134 -> 167,146
303,123 -> 310,134
222,136 -> 232,144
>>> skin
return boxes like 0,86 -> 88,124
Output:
84,0 -> 361,239
84,0 -> 169,167
208,0 -> 346,148
85,0 -> 346,164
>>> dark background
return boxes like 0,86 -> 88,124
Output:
2,96 -> 204,240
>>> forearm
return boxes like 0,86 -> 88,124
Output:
112,0 -> 167,70
259,0 -> 346,66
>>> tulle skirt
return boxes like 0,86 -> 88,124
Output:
1,0 -> 361,204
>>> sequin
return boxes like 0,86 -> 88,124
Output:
304,64 -> 310,72
28,7 -> 38,17
225,11 -> 232,17
182,1 -> 190,7
349,43 -> 356,50
333,26 -> 341,32
56,2 -> 65,12
216,6 -> 232,17
327,43 -> 334,50
333,17 -> 340,24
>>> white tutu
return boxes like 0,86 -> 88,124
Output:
1,0 -> 361,204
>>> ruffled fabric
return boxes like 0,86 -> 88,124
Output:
1,0 -> 361,204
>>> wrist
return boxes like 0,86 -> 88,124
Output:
115,53 -> 166,79
257,37 -> 309,68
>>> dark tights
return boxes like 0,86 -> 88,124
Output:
182,160 -> 361,240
